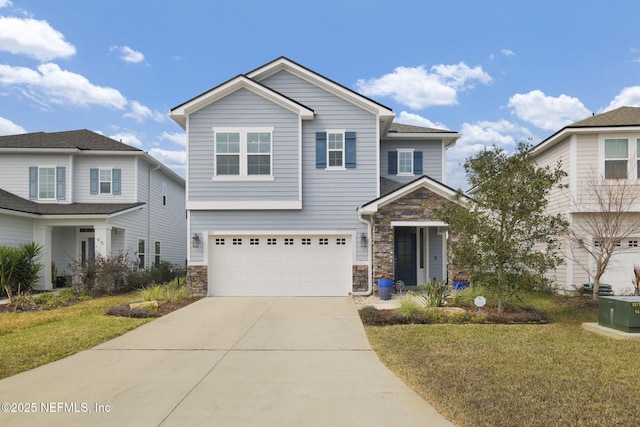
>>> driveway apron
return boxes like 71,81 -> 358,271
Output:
0,297 -> 455,427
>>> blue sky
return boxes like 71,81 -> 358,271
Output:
1,0 -> 640,190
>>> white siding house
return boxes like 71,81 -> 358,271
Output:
0,130 -> 186,290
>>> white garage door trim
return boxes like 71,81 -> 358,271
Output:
208,231 -> 354,296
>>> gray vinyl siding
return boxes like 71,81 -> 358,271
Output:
428,228 -> 444,281
188,70 -> 379,262
0,153 -> 72,201
74,156 -> 136,203
0,212 -> 33,247
381,140 -> 443,183
188,88 -> 300,201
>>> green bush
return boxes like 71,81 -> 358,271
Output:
397,294 -> 425,317
417,279 -> 450,307
136,280 -> 189,303
0,242 -> 43,300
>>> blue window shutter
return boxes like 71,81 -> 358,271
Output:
345,132 -> 356,168
29,166 -> 38,200
413,151 -> 423,175
316,132 -> 327,168
113,169 -> 122,195
90,168 -> 99,195
388,151 -> 398,175
56,166 -> 66,200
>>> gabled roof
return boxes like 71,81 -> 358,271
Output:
386,122 -> 460,148
532,106 -> 640,156
360,175 -> 463,214
0,129 -> 142,151
0,189 -> 144,217
170,57 -> 395,130
170,74 -> 315,129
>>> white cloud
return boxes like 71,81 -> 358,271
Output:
501,49 -> 515,56
0,17 -> 75,61
356,62 -> 492,110
0,63 -> 127,109
508,90 -> 590,131
109,132 -> 143,148
0,115 -> 25,135
444,120 -> 533,191
110,45 -> 145,64
395,111 -> 449,130
148,147 -> 186,176
123,100 -> 165,123
602,86 -> 640,112
0,1 -> 13,8
159,131 -> 186,147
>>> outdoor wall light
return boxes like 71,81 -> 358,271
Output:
191,233 -> 200,248
360,232 -> 368,247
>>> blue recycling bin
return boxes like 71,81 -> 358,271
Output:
378,278 -> 393,300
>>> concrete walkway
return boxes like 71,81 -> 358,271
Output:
0,297 -> 455,426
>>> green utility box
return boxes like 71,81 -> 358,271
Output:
598,296 -> 640,333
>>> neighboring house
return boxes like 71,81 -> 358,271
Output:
0,130 -> 186,290
170,57 -> 460,296
532,106 -> 640,294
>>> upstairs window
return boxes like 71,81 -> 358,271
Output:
327,132 -> 344,168
604,138 -> 628,179
388,150 -> 423,176
214,128 -> 272,178
29,166 -> 66,201
162,183 -> 168,206
90,168 -> 121,195
100,169 -> 112,194
398,149 -> 414,175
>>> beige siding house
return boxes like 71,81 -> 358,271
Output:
531,106 -> 640,294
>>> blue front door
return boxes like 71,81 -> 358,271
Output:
394,227 -> 417,286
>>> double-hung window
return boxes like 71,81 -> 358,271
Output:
100,169 -> 112,194
214,128 -> 272,178
604,138 -> 628,179
38,167 -> 56,199
327,131 -> 345,168
29,166 -> 65,201
397,149 -> 414,175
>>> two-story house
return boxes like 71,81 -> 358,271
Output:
170,57 -> 460,296
0,129 -> 187,290
532,106 -> 640,295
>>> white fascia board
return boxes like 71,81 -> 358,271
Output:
171,76 -> 314,122
187,200 -> 302,210
0,208 -> 38,218
532,126 -> 640,157
247,58 -> 394,119
360,177 -> 460,213
384,132 -> 460,140
0,147 -> 79,154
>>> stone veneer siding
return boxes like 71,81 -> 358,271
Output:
352,265 -> 369,293
372,187 -> 453,281
187,265 -> 208,296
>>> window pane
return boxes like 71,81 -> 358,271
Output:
217,155 -> 240,175
100,182 -> 111,193
605,160 -> 627,179
216,133 -> 240,153
38,168 -> 55,199
328,133 -> 343,149
605,139 -> 628,158
329,151 -> 343,167
247,132 -> 271,153
248,155 -> 270,175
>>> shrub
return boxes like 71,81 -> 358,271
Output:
0,242 -> 43,300
136,280 -> 190,303
397,294 -> 425,317
358,305 -> 387,326
70,254 -> 135,295
417,279 -> 450,307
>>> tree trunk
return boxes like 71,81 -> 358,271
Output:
593,276 -> 600,301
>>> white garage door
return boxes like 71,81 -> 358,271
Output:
601,241 -> 640,294
208,234 -> 352,296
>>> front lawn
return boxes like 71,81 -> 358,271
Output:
365,292 -> 640,427
0,294 -> 152,379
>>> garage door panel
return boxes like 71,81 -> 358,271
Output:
209,234 -> 352,296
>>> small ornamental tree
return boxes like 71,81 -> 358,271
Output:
437,143 -> 568,311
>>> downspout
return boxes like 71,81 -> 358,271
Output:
354,207 -> 373,295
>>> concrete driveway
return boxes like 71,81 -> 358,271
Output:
0,297 -> 454,426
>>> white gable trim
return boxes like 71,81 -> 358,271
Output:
170,75 -> 315,129
247,57 -> 395,120
360,176 -> 462,214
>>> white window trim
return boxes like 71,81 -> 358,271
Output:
212,127 -> 274,180
37,166 -> 57,200
600,135 -> 634,180
397,148 -> 415,176
325,129 -> 346,171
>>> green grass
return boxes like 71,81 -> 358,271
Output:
365,291 -> 640,427
0,294 -> 151,379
